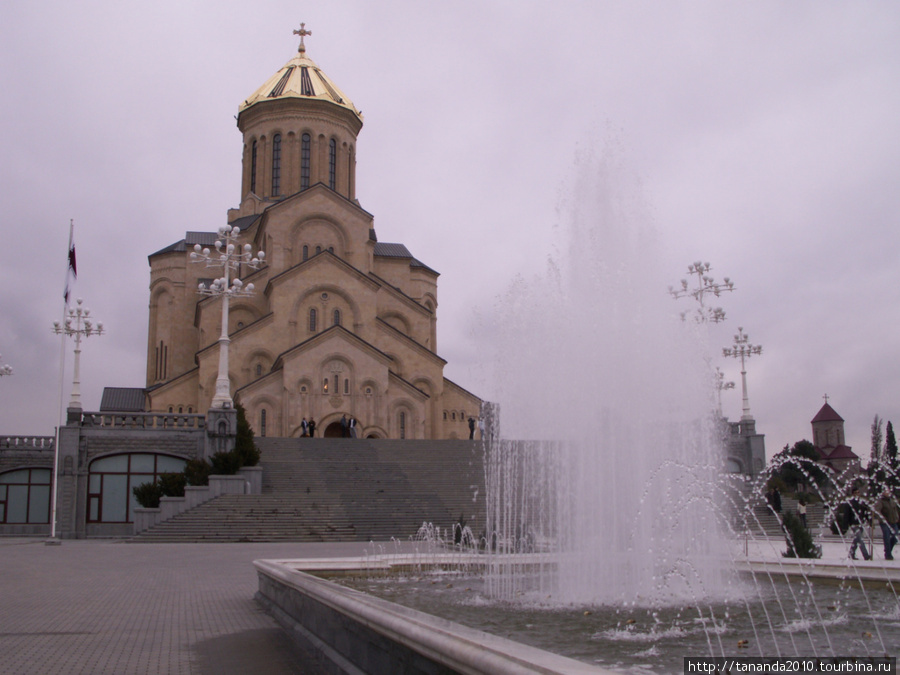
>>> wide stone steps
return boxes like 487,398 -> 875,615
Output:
131,438 -> 486,543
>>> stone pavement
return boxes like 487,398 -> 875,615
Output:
0,538 -> 388,675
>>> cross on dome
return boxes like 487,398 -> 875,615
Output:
293,22 -> 312,53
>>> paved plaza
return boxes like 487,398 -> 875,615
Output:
0,538 -> 383,675
3,534 -> 900,675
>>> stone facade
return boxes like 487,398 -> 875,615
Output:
145,37 -> 480,439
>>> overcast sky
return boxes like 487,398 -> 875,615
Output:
1,1 -> 898,463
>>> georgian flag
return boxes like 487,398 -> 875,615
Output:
64,220 -> 77,305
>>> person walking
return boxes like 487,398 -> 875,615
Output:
875,489 -> 900,560
847,487 -> 872,561
798,499 -> 807,529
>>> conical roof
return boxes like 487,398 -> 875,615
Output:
238,38 -> 362,122
812,402 -> 843,423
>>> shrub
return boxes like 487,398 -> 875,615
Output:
782,509 -> 821,559
184,458 -> 212,486
158,472 -> 186,497
210,450 -> 242,475
133,481 -> 163,509
234,402 -> 260,467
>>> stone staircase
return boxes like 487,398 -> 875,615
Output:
130,438 -> 486,543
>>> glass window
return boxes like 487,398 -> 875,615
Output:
329,138 -> 336,190
102,474 -> 128,523
399,412 -> 406,439
7,485 -> 28,522
87,454 -> 186,524
309,308 -> 317,332
131,454 -> 155,472
344,378 -> 349,395
333,309 -> 341,326
272,133 -> 282,195
323,378 -> 329,393
250,140 -> 258,193
301,133 -> 311,189
303,245 -> 309,261
260,409 -> 267,437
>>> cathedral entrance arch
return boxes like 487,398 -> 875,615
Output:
323,421 -> 344,438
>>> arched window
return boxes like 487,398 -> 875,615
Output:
250,140 -> 258,193
309,308 -> 317,332
260,409 -> 267,437
443,411 -> 448,420
87,454 -> 186,523
0,468 -> 51,524
344,378 -> 349,395
329,138 -> 337,190
333,309 -> 341,326
399,412 -> 406,439
271,133 -> 282,195
301,133 -> 311,190
256,364 -> 263,377
302,245 -> 309,261
323,378 -> 329,393
315,245 -> 321,255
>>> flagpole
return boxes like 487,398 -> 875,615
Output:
49,219 -> 75,542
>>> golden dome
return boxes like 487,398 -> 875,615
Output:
238,27 -> 362,122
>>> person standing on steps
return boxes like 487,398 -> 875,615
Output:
468,417 -> 475,440
340,414 -> 349,437
309,418 -> 316,437
875,489 -> 900,560
300,417 -> 309,438
847,487 -> 872,561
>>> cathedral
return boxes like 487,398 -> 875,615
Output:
143,28 -> 481,440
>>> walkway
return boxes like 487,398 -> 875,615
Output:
3,535 -> 900,674
0,538 -> 391,675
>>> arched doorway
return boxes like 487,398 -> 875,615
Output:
324,421 -> 344,438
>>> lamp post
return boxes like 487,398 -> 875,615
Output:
190,225 -> 265,408
723,327 -> 762,422
52,298 -> 104,409
0,354 -> 11,377
715,366 -> 735,417
668,261 -> 735,324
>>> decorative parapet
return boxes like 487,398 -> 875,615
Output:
0,436 -> 55,450
77,412 -> 206,430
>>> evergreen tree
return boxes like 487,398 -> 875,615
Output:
884,421 -> 899,490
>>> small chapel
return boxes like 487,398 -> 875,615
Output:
142,27 -> 481,439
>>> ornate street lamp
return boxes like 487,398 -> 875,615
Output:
723,327 -> 763,422
0,353 -> 11,377
668,261 -> 735,324
715,366 -> 735,416
190,225 -> 265,408
52,298 -> 104,409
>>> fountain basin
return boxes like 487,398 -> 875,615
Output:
256,549 -> 900,674
254,554 -> 611,674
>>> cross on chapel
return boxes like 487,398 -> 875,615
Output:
294,22 -> 312,52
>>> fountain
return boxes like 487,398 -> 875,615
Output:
254,139 -> 900,673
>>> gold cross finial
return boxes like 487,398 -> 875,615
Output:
293,22 -> 312,53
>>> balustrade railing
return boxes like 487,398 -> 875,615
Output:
0,436 -> 55,450
78,412 -> 206,430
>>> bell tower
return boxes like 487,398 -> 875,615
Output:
233,24 -> 364,217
